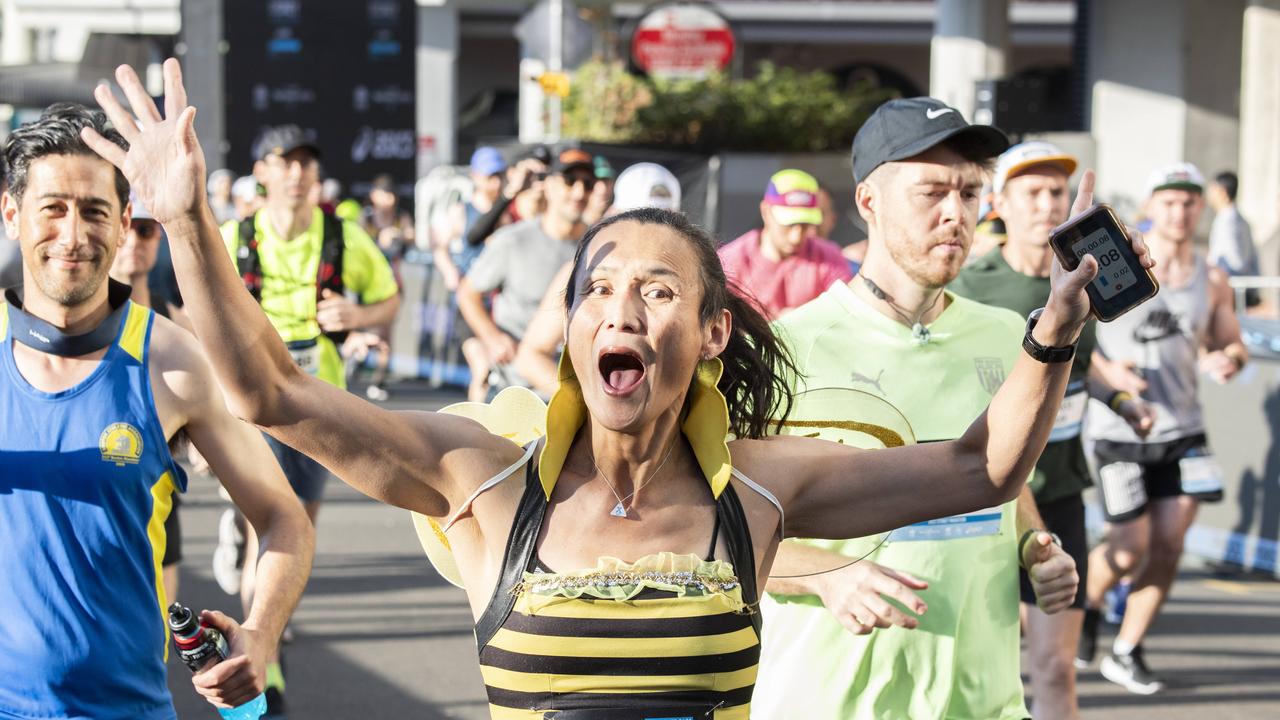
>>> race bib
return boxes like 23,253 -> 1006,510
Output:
1049,381 -> 1088,442
287,340 -> 322,376
892,507 -> 1002,542
1099,461 -> 1146,518
1179,447 -> 1224,497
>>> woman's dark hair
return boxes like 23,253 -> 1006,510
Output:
563,208 -> 796,439
2,103 -> 130,209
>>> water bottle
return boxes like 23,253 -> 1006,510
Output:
168,602 -> 267,720
1103,579 -> 1131,625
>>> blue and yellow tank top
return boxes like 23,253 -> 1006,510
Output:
0,300 -> 186,720
475,457 -> 762,720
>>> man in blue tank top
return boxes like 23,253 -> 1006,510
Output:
1078,163 -> 1247,694
0,103 -> 315,719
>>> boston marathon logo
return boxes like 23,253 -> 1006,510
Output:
99,423 -> 144,466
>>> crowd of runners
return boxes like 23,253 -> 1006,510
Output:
0,56 -> 1258,720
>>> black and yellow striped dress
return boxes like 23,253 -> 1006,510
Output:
475,461 -> 762,719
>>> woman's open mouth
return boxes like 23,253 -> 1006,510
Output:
598,348 -> 646,396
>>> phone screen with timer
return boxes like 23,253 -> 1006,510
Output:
1049,203 -> 1159,321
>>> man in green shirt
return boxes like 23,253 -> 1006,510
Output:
951,142 -> 1154,719
754,99 -> 1080,720
218,125 -> 400,718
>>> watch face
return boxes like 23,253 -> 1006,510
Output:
1027,307 -> 1044,331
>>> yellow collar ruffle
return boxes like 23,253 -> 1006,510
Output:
539,350 -> 733,501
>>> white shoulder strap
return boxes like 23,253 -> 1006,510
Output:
442,440 -> 539,531
730,467 -> 785,539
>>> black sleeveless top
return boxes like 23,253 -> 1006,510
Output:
473,458 -> 762,719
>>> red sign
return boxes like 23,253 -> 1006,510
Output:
631,4 -> 735,80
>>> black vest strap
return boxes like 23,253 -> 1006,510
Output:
236,212 -> 349,345
235,217 -> 262,302
716,483 -> 763,637
475,456 -> 763,649
474,449 -> 547,650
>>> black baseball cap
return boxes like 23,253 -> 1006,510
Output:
253,124 -> 322,162
851,97 -> 1009,184
517,145 -> 553,165
549,147 -> 595,176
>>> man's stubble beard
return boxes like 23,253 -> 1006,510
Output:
33,256 -> 109,307
884,234 -> 968,289
558,203 -> 584,226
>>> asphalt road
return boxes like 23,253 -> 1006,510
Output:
166,380 -> 1280,719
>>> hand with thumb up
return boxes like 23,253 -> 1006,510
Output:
1022,531 -> 1079,615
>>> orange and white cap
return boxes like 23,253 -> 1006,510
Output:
993,141 -> 1078,193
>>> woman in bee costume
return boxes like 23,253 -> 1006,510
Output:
90,59 -> 1107,719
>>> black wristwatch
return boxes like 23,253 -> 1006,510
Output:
1023,308 -> 1076,364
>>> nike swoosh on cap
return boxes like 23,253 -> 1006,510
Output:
926,108 -> 955,119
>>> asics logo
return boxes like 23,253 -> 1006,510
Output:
925,108 -> 954,120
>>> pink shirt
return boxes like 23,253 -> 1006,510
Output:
717,229 -> 854,319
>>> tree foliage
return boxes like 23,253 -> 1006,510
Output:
563,61 -> 898,153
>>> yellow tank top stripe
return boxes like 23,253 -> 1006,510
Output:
118,301 -> 150,362
145,470 -> 178,658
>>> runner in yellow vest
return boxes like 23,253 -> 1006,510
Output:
216,125 -> 399,718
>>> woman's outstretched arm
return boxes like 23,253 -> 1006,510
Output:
83,60 -> 519,517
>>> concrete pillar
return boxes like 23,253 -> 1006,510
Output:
1087,0 -> 1244,220
1238,0 -> 1280,252
518,57 -> 548,144
416,0 -> 458,175
930,0 -> 1009,121
179,0 -> 226,172
1,0 -> 32,65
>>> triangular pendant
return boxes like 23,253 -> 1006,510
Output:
610,502 -> 628,518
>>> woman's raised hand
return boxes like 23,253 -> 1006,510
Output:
81,58 -> 207,227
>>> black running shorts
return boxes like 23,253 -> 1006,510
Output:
1019,492 -> 1088,610
1092,432 -> 1220,523
263,432 -> 331,504
162,494 -> 183,567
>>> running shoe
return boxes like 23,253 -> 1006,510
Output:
262,686 -> 286,719
263,656 -> 287,719
212,509 -> 244,595
1100,645 -> 1165,695
1075,607 -> 1100,669
365,384 -> 390,402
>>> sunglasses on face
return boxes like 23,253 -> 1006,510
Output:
561,173 -> 597,191
131,221 -> 161,240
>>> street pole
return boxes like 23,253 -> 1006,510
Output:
548,0 -> 563,143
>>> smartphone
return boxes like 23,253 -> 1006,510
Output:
1048,203 -> 1159,322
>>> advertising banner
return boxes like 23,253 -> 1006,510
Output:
223,0 -> 416,201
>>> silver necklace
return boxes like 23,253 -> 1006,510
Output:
858,273 -> 944,344
592,442 -> 677,518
